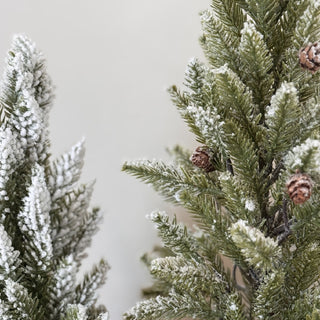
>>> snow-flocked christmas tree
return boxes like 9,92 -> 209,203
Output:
123,0 -> 320,319
0,35 -> 108,320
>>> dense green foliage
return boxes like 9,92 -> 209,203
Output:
123,1 -> 320,319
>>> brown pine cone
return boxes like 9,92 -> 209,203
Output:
190,146 -> 215,172
286,172 -> 312,205
299,42 -> 320,73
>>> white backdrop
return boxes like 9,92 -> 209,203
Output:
0,0 -> 209,318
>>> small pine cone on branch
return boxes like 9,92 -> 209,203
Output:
190,146 -> 215,172
299,42 -> 320,73
286,171 -> 313,205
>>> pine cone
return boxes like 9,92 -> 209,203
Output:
299,42 -> 320,73
286,172 -> 312,205
190,146 -> 215,172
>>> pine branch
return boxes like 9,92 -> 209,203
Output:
183,58 -> 207,108
49,255 -> 77,318
51,183 -> 94,258
210,0 -> 245,36
1,35 -> 53,164
75,259 -> 109,308
0,127 -> 24,213
285,243 -> 320,298
0,99 -> 13,126
148,211 -> 201,262
176,191 -> 252,287
244,0 -> 281,51
0,224 -> 20,280
230,220 -> 281,272
253,271 -> 288,319
122,160 -> 222,205
265,82 -> 301,160
219,173 -> 258,224
1,35 -> 54,110
199,10 -> 239,71
17,164 -> 52,272
4,279 -> 44,320
224,120 -> 266,214
214,66 -> 264,150
168,84 -> 226,154
150,255 -> 245,318
293,2 -> 320,49
48,138 -> 85,201
124,290 -> 222,320
277,0 -> 309,51
66,207 -> 103,260
239,21 -> 274,115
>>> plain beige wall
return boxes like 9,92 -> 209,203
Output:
0,0 -> 209,318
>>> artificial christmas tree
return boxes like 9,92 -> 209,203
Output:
0,35 -> 108,319
123,0 -> 320,319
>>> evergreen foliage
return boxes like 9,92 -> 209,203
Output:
0,35 -> 108,319
123,0 -> 320,319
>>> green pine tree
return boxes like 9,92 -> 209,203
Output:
0,35 -> 108,320
123,1 -> 320,319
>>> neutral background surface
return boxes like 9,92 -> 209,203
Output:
0,0 -> 209,318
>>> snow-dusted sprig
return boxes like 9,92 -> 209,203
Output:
184,58 -> 207,108
48,138 -> 85,201
124,289 -> 220,320
62,304 -> 88,320
49,255 -> 77,318
0,127 -> 24,192
0,224 -> 20,280
210,0 -> 245,35
285,138 -> 320,172
11,91 -> 46,161
214,65 -> 258,132
169,83 -> 226,154
2,34 -> 53,109
75,259 -> 109,308
0,127 -> 24,222
122,159 -> 221,206
239,20 -> 274,110
293,2 -> 320,49
1,35 -> 53,163
148,211 -> 201,261
17,163 -> 52,271
4,278 -> 44,319
69,207 -> 103,260
150,256 -> 224,298
265,82 -> 301,159
51,183 -> 94,257
199,8 -> 242,70
254,271 -> 287,319
185,102 -> 226,151
219,172 -> 258,224
230,220 -> 281,272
